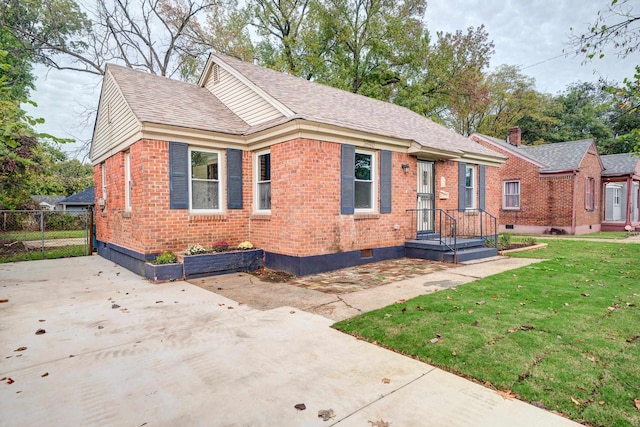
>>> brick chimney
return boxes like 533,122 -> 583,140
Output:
508,127 -> 522,147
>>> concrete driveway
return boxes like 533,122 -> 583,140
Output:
0,256 -> 579,426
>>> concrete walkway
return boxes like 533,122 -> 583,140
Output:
0,256 -> 579,426
194,257 -> 545,321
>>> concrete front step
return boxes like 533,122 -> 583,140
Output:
443,247 -> 498,263
405,238 -> 497,263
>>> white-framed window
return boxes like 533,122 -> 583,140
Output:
124,151 -> 131,211
503,180 -> 520,209
189,147 -> 222,212
355,150 -> 376,212
465,165 -> 476,209
613,187 -> 621,206
255,150 -> 271,212
585,177 -> 596,210
101,162 -> 107,200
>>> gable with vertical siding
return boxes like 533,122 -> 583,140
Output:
203,65 -> 284,126
90,71 -> 141,161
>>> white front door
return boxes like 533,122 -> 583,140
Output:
416,161 -> 434,234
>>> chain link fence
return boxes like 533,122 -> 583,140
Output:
0,210 -> 92,263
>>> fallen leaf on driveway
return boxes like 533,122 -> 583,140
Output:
120,308 -> 129,313
497,389 -> 515,400
155,301 -> 163,304
395,299 -> 405,304
368,420 -> 390,427
6,378 -> 14,384
35,329 -> 46,335
381,378 -> 390,384
111,304 -> 120,309
0,299 -> 8,303
317,409 -> 335,421
14,347 -> 26,352
294,403 -> 306,410
41,373 -> 48,378
570,396 -> 581,406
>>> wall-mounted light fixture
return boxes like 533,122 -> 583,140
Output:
401,163 -> 410,173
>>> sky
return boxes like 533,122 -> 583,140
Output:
25,0 -> 639,161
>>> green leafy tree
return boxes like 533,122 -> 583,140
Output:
569,0 -> 639,60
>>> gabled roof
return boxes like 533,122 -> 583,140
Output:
107,64 -> 250,135
212,54 -> 503,160
31,195 -> 66,206
100,56 -> 505,163
61,187 -> 95,205
471,133 -> 599,173
601,153 -> 640,176
519,139 -> 596,172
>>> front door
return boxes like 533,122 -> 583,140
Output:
416,160 -> 435,234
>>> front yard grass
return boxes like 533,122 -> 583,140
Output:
334,240 -> 640,427
514,231 -> 633,240
0,229 -> 85,241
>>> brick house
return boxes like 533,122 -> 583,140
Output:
601,153 -> 640,231
470,128 -> 603,235
90,54 -> 505,276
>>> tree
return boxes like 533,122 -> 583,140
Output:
252,0 -> 312,75
569,0 -> 640,60
1,0 -> 224,79
394,25 -> 495,125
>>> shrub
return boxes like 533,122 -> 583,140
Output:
498,233 -> 512,251
212,241 -> 229,252
154,251 -> 177,264
238,241 -> 254,250
187,244 -> 207,255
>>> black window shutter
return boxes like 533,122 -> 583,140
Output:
341,144 -> 355,214
226,148 -> 243,209
169,142 -> 188,209
478,165 -> 486,210
380,150 -> 392,214
457,161 -> 467,210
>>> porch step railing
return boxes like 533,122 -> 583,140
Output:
406,208 -> 457,253
446,209 -> 498,248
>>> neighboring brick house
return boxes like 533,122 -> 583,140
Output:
601,153 -> 640,231
470,128 -> 603,235
90,54 -> 505,276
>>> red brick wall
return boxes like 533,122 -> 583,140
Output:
95,138 -> 424,257
470,136 -> 603,234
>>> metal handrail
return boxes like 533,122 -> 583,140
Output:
446,208 -> 498,248
406,208 -> 458,256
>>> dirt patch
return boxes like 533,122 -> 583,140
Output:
247,268 -> 296,283
0,241 -> 30,255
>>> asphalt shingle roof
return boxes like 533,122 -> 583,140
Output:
518,139 -> 594,172
107,64 -> 250,135
61,187 -> 95,205
216,54 -> 502,159
473,133 -> 595,172
107,57 -> 504,160
601,153 -> 640,176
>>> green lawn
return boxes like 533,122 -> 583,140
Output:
0,229 -> 85,241
513,231 -> 633,240
334,240 -> 640,427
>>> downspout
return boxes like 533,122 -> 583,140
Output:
625,176 -> 633,228
571,171 -> 578,234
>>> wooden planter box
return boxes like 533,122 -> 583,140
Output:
178,249 -> 264,279
144,262 -> 184,282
